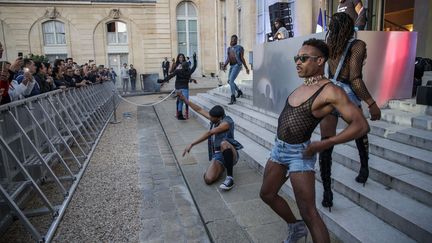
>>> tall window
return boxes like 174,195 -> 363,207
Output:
43,21 -> 66,45
107,21 -> 128,44
176,2 -> 198,57
108,53 -> 128,89
256,0 -> 265,43
45,54 -> 67,64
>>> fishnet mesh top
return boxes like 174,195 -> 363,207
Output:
328,39 -> 372,102
277,83 -> 330,144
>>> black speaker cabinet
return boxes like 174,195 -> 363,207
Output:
269,2 -> 289,12
416,86 -> 432,106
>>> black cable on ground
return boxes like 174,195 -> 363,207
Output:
152,106 -> 215,243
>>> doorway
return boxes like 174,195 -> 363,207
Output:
108,53 -> 128,89
383,0 -> 414,31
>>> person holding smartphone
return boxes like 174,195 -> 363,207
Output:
6,51 -> 24,81
0,61 -> 10,104
0,42 -> 4,59
9,65 -> 35,101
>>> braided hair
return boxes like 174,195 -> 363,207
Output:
325,12 -> 354,60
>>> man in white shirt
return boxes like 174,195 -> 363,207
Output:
120,63 -> 129,94
9,69 -> 35,101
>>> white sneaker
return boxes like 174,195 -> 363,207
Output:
219,177 -> 234,191
284,220 -> 308,243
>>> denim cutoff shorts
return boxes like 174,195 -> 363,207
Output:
331,80 -> 361,116
269,138 -> 317,173
213,150 -> 239,167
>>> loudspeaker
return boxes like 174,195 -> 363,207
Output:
269,2 -> 289,12
416,86 -> 432,106
282,16 -> 293,24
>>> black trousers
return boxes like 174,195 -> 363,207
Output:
130,77 -> 136,91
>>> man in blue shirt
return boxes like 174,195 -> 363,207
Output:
223,35 -> 250,105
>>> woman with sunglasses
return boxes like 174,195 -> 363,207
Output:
318,12 -> 381,211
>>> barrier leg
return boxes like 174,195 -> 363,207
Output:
110,90 -> 121,124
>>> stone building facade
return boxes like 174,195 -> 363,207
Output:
0,0 -> 257,82
1,0 -> 430,83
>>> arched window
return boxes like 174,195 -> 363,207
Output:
176,2 -> 198,56
107,21 -> 128,44
42,20 -> 66,45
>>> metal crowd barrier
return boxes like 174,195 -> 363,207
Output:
0,82 -> 118,242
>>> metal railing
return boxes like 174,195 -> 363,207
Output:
0,81 -> 118,242
384,19 -> 410,31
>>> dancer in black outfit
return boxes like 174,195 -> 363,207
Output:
319,12 -> 381,210
158,53 -> 197,120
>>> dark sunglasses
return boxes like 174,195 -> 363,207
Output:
293,55 -> 321,63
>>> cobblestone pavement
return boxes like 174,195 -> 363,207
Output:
51,96 -> 146,242
137,106 -> 209,242
154,95 -> 290,243
153,92 -> 340,243
51,94 -> 209,242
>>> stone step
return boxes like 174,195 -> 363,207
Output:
188,100 -> 415,243
214,83 -> 253,92
324,162 -> 432,242
198,94 -> 432,201
190,96 -> 275,151
369,120 -> 432,152
190,94 -> 432,242
344,132 -> 432,176
388,99 -> 432,116
213,84 -> 253,101
211,91 -> 432,150
328,142 -> 432,208
197,93 -> 278,133
381,108 -> 432,131
202,92 -> 432,176
209,89 -> 279,118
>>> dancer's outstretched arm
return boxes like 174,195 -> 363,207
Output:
178,93 -> 210,120
183,122 -> 229,156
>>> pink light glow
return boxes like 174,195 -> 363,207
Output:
378,33 -> 412,106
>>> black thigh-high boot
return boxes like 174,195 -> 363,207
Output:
355,134 -> 369,185
319,137 -> 334,211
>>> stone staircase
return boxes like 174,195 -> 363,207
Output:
188,82 -> 432,243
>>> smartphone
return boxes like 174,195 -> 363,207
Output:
18,52 -> 23,58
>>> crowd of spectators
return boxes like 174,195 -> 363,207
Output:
0,41 -> 117,106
